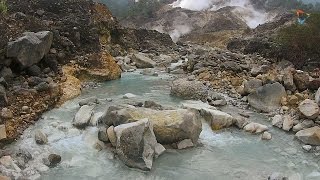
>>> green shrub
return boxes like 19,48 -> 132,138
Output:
276,13 -> 320,67
0,0 -> 7,14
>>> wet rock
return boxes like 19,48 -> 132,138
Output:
27,65 -> 41,76
107,126 -> 117,147
98,127 -> 109,142
79,97 -> 99,106
295,126 -> 320,145
298,99 -> 319,119
34,130 -> 48,145
171,78 -> 208,102
244,122 -> 268,134
302,145 -> 312,152
0,125 -> 6,140
72,105 -> 94,128
132,53 -> 156,68
315,88 -> 320,106
293,71 -> 309,91
200,108 -> 234,130
261,131 -> 272,140
114,119 -> 157,171
243,79 -> 262,95
248,82 -> 286,112
43,154 -> 61,167
123,93 -> 136,99
282,115 -> 294,131
144,101 -> 163,110
90,112 -> 106,126
0,85 -> 8,107
177,139 -> 194,149
1,108 -> 13,119
106,107 -> 202,144
272,115 -> 283,128
7,31 -> 53,68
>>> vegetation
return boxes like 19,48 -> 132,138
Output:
276,13 -> 320,67
0,0 -> 7,14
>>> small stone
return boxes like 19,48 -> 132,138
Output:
106,98 -> 113,102
22,106 -> 29,112
302,145 -> 312,152
27,65 -> 42,76
107,126 -> 116,147
177,139 -> 194,149
261,131 -> 272,140
43,154 -> 61,167
98,127 -> 109,142
34,129 -> 48,145
282,106 -> 289,111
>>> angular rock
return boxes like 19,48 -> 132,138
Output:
106,107 -> 202,144
0,125 -> 6,140
34,82 -> 50,92
200,108 -> 234,130
107,126 -> 117,147
251,65 -> 269,76
154,143 -> 166,158
261,131 -> 272,140
315,87 -> 320,106
282,115 -> 293,131
177,139 -> 194,149
268,172 -> 288,180
7,31 -> 53,68
132,53 -> 156,68
243,79 -> 262,95
114,119 -> 157,171
298,99 -> 319,119
293,123 -> 303,132
27,65 -> 42,76
293,71 -> 309,91
72,105 -> 94,128
295,126 -> 320,145
171,78 -> 208,102
282,71 -> 296,91
244,122 -> 268,134
234,117 -> 249,129
34,130 -> 48,145
302,145 -> 312,152
98,127 -> 109,142
248,82 -> 286,112
272,115 -> 283,128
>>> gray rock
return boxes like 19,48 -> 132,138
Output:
282,115 -> 294,131
43,154 -> 61,167
114,119 -> 157,171
98,127 -> 109,142
200,108 -> 234,130
298,99 -> 319,119
144,101 -> 163,110
7,31 -> 53,68
248,82 -> 286,112
132,53 -> 156,68
34,82 -> 50,92
177,139 -> 194,149
72,105 -> 94,128
1,108 -> 13,119
272,115 -> 283,128
244,122 -> 268,134
107,126 -> 117,147
261,131 -> 272,140
293,71 -> 309,91
34,130 -> 48,145
171,78 -> 208,102
154,143 -> 166,158
295,126 -> 320,145
27,76 -> 44,86
283,71 -> 296,91
251,65 -> 269,76
302,145 -> 312,152
234,117 -> 249,129
27,65 -> 41,76
293,123 -> 303,132
243,79 -> 262,95
0,77 -> 8,88
123,93 -> 136,99
79,97 -> 99,106
0,67 -> 13,81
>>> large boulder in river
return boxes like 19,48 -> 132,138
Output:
114,119 -> 158,171
298,99 -> 319,120
200,108 -> 234,130
295,126 -> 320,145
132,53 -> 156,68
106,107 -> 202,144
248,82 -> 286,112
73,105 -> 94,128
7,31 -> 53,69
171,78 -> 208,102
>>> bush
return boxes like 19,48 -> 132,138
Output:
0,0 -> 7,14
276,13 -> 320,68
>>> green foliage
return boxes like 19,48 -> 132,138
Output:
0,0 -> 7,14
276,13 -> 320,67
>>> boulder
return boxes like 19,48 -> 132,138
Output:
244,122 -> 268,134
315,87 -> 320,106
132,53 -> 156,68
272,115 -> 283,128
282,115 -> 294,131
171,78 -> 208,102
7,31 -> 53,68
295,126 -> 320,145
200,108 -> 234,130
243,79 -> 262,95
298,99 -> 319,119
293,71 -> 309,91
114,119 -> 157,171
72,105 -> 94,128
34,130 -> 48,145
234,117 -> 249,129
106,107 -> 202,144
248,82 -> 286,112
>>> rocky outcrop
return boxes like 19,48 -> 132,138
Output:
295,126 -> 320,145
170,78 -> 208,102
7,31 -> 53,69
106,107 -> 202,144
248,82 -> 286,112
114,119 -> 158,171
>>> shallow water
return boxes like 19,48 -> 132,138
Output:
11,71 -> 320,180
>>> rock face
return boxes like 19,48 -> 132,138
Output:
114,119 -> 157,171
171,78 -> 208,102
298,99 -> 319,120
295,126 -> 320,145
200,108 -> 234,130
248,82 -> 286,112
132,53 -> 156,68
7,31 -> 53,68
106,107 -> 202,144
73,105 -> 94,128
